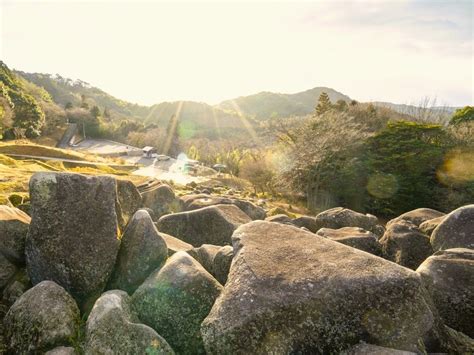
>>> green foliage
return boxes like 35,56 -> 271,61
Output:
363,121 -> 451,216
450,106 -> 474,125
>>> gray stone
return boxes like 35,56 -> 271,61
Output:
85,290 -> 174,354
0,253 -> 17,290
316,227 -> 382,256
431,204 -> 474,251
45,347 -> 76,355
26,172 -> 120,309
132,251 -> 223,354
156,204 -> 251,247
213,245 -> 233,285
2,268 -> 30,305
387,208 -> 445,228
159,231 -> 193,256
292,215 -> 319,233
188,244 -> 221,277
141,183 -> 180,218
108,210 -> 168,294
116,179 -> 142,230
315,207 -> 384,236
343,342 -> 416,354
379,220 -> 433,270
419,216 -> 446,236
0,205 -> 30,265
202,221 -> 434,354
265,214 -> 294,225
4,281 -> 80,353
417,248 -> 474,338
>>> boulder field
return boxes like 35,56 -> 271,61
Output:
0,171 -> 472,354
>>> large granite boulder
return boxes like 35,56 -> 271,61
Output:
416,248 -> 474,338
0,253 -> 17,290
141,183 -> 180,219
213,245 -> 233,285
108,210 -> 168,294
132,251 -> 223,354
4,281 -> 80,353
26,172 -> 120,309
85,290 -> 174,354
292,215 -> 319,233
188,244 -> 221,277
202,221 -> 434,354
156,204 -> 251,247
387,208 -> 445,228
159,231 -> 193,256
315,207 -> 384,237
343,342 -> 416,354
182,194 -> 266,220
431,204 -> 474,251
0,205 -> 30,264
116,179 -> 142,230
379,220 -> 433,269
265,214 -> 294,225
316,227 -> 382,256
419,216 -> 445,236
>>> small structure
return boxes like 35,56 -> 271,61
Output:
142,146 -> 156,158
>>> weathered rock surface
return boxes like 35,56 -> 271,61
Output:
182,194 -> 266,220
213,245 -> 233,285
265,214 -> 294,225
419,216 -> 445,236
45,346 -> 76,355
85,290 -> 174,354
0,253 -> 17,290
156,204 -> 251,247
292,215 -> 319,233
0,205 -> 30,265
159,231 -> 193,255
141,183 -> 180,219
431,204 -> 474,251
108,210 -> 168,294
4,281 -> 80,353
132,251 -> 223,354
315,207 -> 384,236
202,221 -> 434,354
2,269 -> 30,305
343,342 -> 416,354
379,220 -> 433,269
387,208 -> 445,228
417,248 -> 474,338
116,179 -> 142,230
188,244 -> 221,277
316,227 -> 382,256
26,172 -> 120,308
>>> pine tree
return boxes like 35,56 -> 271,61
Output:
315,92 -> 332,115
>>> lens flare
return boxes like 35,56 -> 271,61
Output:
437,149 -> 474,184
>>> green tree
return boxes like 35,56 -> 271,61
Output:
65,102 -> 73,110
315,92 -> 332,115
450,106 -> 474,125
90,105 -> 101,119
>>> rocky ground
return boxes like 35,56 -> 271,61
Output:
0,172 -> 473,354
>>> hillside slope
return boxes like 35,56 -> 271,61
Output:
218,87 -> 351,120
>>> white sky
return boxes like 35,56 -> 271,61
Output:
1,0 -> 473,106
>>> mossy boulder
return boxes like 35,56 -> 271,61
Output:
343,342 -> 416,354
292,215 -> 319,233
45,347 -> 76,355
0,205 -> 31,265
202,221 -> 434,354
417,248 -> 474,338
159,231 -> 193,256
132,252 -> 223,354
85,290 -> 174,354
431,204 -> 474,251
4,281 -> 80,353
26,172 -> 120,309
0,253 -> 17,290
379,220 -> 433,270
316,227 -> 382,256
108,210 -> 168,294
265,214 -> 294,225
188,244 -> 221,277
156,204 -> 251,247
419,216 -> 445,236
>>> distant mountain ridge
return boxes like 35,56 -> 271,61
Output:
218,87 -> 351,120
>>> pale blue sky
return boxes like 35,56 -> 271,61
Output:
1,0 -> 472,106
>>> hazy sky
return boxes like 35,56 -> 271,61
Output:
1,0 -> 473,106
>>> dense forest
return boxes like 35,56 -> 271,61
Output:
1,60 -> 473,217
